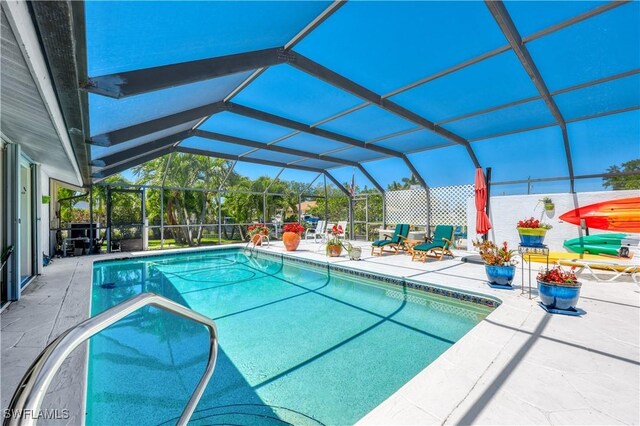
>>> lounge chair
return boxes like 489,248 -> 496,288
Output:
371,224 -> 410,256
411,225 -> 454,261
305,220 -> 325,241
556,258 -> 639,283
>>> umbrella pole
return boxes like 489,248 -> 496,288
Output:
483,167 -> 492,242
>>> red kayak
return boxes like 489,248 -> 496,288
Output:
559,197 -> 640,233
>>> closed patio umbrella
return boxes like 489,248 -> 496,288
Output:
475,168 -> 492,235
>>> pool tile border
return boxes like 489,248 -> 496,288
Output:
252,250 -> 501,309
93,246 -> 501,309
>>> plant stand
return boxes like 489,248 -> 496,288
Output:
518,245 -> 549,299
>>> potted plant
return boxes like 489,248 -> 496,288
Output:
540,196 -> 555,211
326,224 -> 345,257
537,266 -> 581,311
247,223 -> 269,245
473,240 -> 517,287
516,217 -> 552,247
282,222 -> 304,251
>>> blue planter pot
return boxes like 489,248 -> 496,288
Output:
517,228 -> 548,247
537,280 -> 582,310
485,265 -> 516,286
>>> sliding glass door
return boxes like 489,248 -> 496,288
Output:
19,159 -> 34,284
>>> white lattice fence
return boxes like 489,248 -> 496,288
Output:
385,185 -> 473,226
429,184 -> 474,226
385,188 -> 429,225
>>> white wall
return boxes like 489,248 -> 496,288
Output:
466,190 -> 639,252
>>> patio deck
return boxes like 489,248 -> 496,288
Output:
1,241 -> 638,425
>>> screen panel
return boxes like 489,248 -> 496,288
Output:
390,50 -> 538,123
179,136 -> 253,157
90,120 -> 199,160
318,105 -> 415,141
89,72 -> 252,135
274,133 -> 352,154
245,150 -> 307,165
326,166 -> 377,192
295,159 -> 343,170
328,147 -> 388,163
371,129 -> 452,153
567,109 -> 640,176
553,73 -> 640,121
232,65 -> 363,124
407,145 -> 476,187
472,126 -> 569,182
526,3 -> 640,90
86,1 -> 331,75
198,111 -> 293,143
444,99 -> 556,141
361,157 -> 413,191
295,1 -> 507,93
505,1 -> 609,38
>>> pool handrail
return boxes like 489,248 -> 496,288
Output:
4,293 -> 218,426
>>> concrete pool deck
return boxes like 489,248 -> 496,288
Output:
1,241 -> 639,425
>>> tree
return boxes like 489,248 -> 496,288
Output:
603,159 -> 640,190
133,154 -> 233,246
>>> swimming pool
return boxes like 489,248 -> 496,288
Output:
88,248 -> 495,425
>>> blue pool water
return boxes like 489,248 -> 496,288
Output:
88,249 -> 494,425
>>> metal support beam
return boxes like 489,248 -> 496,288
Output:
218,160 -> 237,191
264,168 -> 285,193
225,102 -> 401,158
84,47 -> 291,98
92,146 -> 175,179
401,155 -> 429,189
357,165 -> 384,193
194,129 -> 371,166
176,146 -> 326,174
323,170 -> 350,197
485,0 -> 575,192
88,101 -> 224,146
289,52 -> 481,168
91,131 -> 190,167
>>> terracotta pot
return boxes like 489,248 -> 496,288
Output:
283,231 -> 301,251
251,234 -> 263,246
327,244 -> 343,257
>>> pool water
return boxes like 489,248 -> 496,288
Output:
88,249 -> 493,425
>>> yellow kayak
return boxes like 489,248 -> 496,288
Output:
524,251 -> 638,272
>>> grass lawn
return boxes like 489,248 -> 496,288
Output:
147,237 -> 242,250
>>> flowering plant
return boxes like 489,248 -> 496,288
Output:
247,223 -> 269,237
283,223 -> 305,234
327,224 -> 344,245
473,240 -> 517,266
517,217 -> 552,229
537,266 -> 579,286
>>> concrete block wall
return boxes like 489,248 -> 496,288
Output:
466,190 -> 639,252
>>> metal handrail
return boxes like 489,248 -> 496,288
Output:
4,293 -> 218,426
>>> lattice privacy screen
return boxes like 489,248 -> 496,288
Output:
385,184 -> 474,226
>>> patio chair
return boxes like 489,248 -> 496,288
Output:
371,224 -> 410,256
305,220 -> 325,241
337,221 -> 348,240
411,225 -> 454,262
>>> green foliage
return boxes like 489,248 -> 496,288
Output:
387,174 -> 420,191
603,159 -> 640,190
